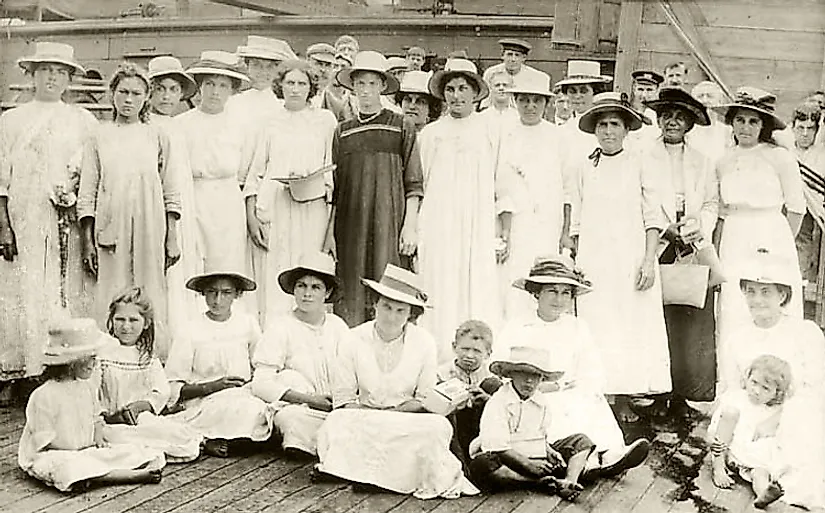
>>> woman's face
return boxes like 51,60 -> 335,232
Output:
658,106 -> 692,144
594,112 -> 628,154
565,84 -> 594,114
111,303 -> 147,347
33,63 -> 71,102
444,76 -> 477,119
732,109 -> 763,148
401,93 -> 430,127
151,77 -> 184,116
293,274 -> 330,314
202,277 -> 240,318
198,75 -> 235,114
515,93 -> 547,126
742,281 -> 786,324
374,296 -> 411,335
113,76 -> 149,122
282,68 -> 311,111
536,284 -> 574,322
246,57 -> 279,91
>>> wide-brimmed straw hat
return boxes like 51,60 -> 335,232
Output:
187,51 -> 249,84
739,248 -> 795,289
490,346 -> 565,382
555,60 -> 612,88
428,58 -> 489,102
716,86 -> 786,131
513,254 -> 593,295
278,252 -> 342,302
498,38 -> 532,55
17,41 -> 86,76
186,271 -> 257,293
237,36 -> 296,62
307,43 -> 337,64
645,86 -> 710,126
397,70 -> 436,97
44,318 -> 113,366
147,56 -> 197,99
509,72 -> 555,98
632,70 -> 664,86
336,51 -> 400,95
578,92 -> 644,134
361,264 -> 429,308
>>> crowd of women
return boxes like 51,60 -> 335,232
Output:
2,34 -> 825,508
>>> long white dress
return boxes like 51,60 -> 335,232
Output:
226,88 -> 284,132
95,343 -> 202,461
417,113 -> 505,357
494,313 -> 626,452
721,315 -> 825,509
496,119 -> 569,321
717,144 -> 805,357
165,310 -> 275,441
570,149 -> 671,395
18,379 -> 165,492
244,107 -> 336,324
251,310 -> 350,454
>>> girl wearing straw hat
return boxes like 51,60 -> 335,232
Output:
0,41 -> 99,382
78,62 -> 182,360
316,263 -> 478,498
147,56 -> 196,119
394,70 -> 442,131
19,318 -> 165,492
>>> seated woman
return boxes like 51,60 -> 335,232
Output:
251,253 -> 351,457
495,255 -> 650,479
165,271 -> 274,457
316,264 -> 478,499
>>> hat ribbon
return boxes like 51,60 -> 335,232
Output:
528,259 -> 591,288
379,274 -> 428,303
734,91 -> 776,113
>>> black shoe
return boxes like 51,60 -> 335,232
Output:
599,439 -> 650,478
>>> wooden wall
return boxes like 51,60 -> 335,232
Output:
616,0 -> 825,119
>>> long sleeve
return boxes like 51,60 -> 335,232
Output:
0,113 -> 12,197
331,124 -> 343,206
413,333 -> 438,401
243,130 -> 269,199
331,338 -> 359,408
77,133 -> 101,220
165,333 -> 194,384
569,160 -> 584,237
147,358 -> 172,413
401,119 -> 424,199
478,393 -> 512,453
699,153 -> 720,241
157,129 -> 182,216
640,157 -> 665,231
250,324 -> 291,401
774,147 -> 806,215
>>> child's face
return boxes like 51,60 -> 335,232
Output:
111,303 -> 147,346
73,356 -> 96,380
203,278 -> 240,318
510,370 -> 543,400
454,334 -> 491,373
745,368 -> 778,405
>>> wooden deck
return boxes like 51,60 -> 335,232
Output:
0,405 -> 808,513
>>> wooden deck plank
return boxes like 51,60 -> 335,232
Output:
508,491 -> 562,513
0,470 -> 50,508
426,495 -> 486,513
388,496 -> 446,513
217,463 -> 323,513
255,473 -> 346,513
300,486 -> 372,513
471,492 -> 527,513
343,491 -> 411,513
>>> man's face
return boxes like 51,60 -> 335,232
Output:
406,52 -> 425,71
632,81 -> 658,104
794,119 -> 818,149
502,49 -> 526,74
664,66 -> 685,87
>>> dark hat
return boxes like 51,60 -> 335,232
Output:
498,38 -> 532,54
186,272 -> 256,293
645,86 -> 711,126
632,70 -> 664,86
716,86 -> 785,131
490,346 -> 565,382
513,254 -> 592,295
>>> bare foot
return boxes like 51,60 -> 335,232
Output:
615,399 -> 640,423
147,469 -> 163,484
754,480 -> 783,509
711,459 -> 734,489
203,439 -> 230,458
540,476 -> 583,500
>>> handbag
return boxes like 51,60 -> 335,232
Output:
660,251 -> 710,308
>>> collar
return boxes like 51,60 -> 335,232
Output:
588,147 -> 623,167
501,381 -> 546,407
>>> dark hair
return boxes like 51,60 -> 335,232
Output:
194,73 -> 242,92
725,107 -> 776,144
663,61 -> 687,74
272,59 -> 321,102
792,103 -> 821,127
561,82 -> 608,96
394,91 -> 442,123
109,62 -> 152,123
739,280 -> 793,307
107,286 -> 155,363
42,358 -> 93,382
369,296 -> 425,323
656,105 -> 697,134
350,69 -> 387,89
524,281 -> 576,299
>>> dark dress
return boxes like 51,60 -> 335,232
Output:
331,109 -> 424,326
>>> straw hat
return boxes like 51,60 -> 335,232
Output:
44,318 -> 113,366
717,86 -> 786,131
336,51 -> 400,95
237,36 -> 296,62
489,346 -> 565,382
739,248 -> 795,289
428,58 -> 489,102
644,86 -> 710,126
307,43 -> 337,64
509,72 -> 555,98
632,70 -> 664,86
398,70 -> 435,97
361,264 -> 429,308
555,60 -> 612,88
387,56 -> 407,72
278,252 -> 342,302
147,56 -> 197,99
187,51 -> 249,83
578,92 -> 644,134
17,41 -> 85,76
186,271 -> 257,293
513,254 -> 592,295
498,38 -> 532,55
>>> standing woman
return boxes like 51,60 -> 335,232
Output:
245,59 -> 337,324
177,52 -> 252,275
569,92 -> 670,423
227,36 -> 295,128
394,71 -> 442,132
644,87 -> 719,415
715,87 -> 805,357
0,42 -> 98,381
78,62 -> 181,359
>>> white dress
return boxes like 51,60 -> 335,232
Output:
244,107 -> 336,324
624,107 -> 660,154
95,343 -> 202,462
316,321 -> 478,498
417,113 -> 505,357
165,310 -> 274,441
717,144 -> 805,353
251,310 -> 351,454
570,149 -> 671,395
496,119 -> 569,321
226,88 -> 284,133
18,379 -> 165,492
494,314 -> 626,452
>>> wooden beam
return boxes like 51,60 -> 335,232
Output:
208,0 -> 359,16
614,0 -> 643,93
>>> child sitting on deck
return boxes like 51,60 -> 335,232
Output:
709,354 -> 791,509
468,346 -> 594,500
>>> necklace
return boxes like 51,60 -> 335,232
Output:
357,110 -> 382,124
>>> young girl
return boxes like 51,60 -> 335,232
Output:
165,271 -> 274,457
95,287 -> 202,461
709,354 -> 792,509
18,318 -> 165,492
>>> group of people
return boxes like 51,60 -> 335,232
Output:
2,32 -> 825,509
